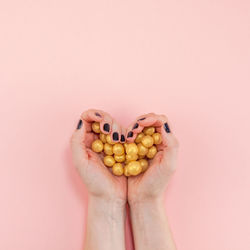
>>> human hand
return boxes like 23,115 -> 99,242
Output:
70,109 -> 127,206
125,113 -> 179,205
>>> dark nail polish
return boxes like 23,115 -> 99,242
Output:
138,117 -> 146,121
127,131 -> 133,138
164,123 -> 171,133
103,123 -> 110,132
121,134 -> 125,142
95,112 -> 102,117
133,123 -> 139,129
113,132 -> 119,141
77,120 -> 82,129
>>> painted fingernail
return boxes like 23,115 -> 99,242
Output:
77,120 -> 82,129
133,123 -> 139,129
95,112 -> 102,117
103,123 -> 110,132
127,131 -> 133,138
164,123 -> 171,133
121,134 -> 125,142
138,117 -> 146,121
113,132 -> 119,141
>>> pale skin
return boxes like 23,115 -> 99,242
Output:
71,109 -> 179,250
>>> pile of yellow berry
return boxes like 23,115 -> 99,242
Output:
91,122 -> 162,176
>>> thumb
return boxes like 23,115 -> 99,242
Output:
70,119 -> 89,169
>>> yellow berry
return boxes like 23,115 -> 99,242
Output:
113,143 -> 125,156
124,165 -> 130,176
152,133 -> 162,145
114,154 -> 125,163
104,143 -> 113,155
104,155 -> 115,167
106,134 -> 115,145
92,122 -> 101,133
126,143 -> 138,155
91,139 -> 103,152
146,145 -> 157,159
137,143 -> 149,156
112,163 -> 124,176
127,161 -> 142,176
143,126 -> 155,135
141,135 -> 154,148
126,154 -> 138,162
139,159 -> 149,172
99,133 -> 107,143
135,132 -> 144,143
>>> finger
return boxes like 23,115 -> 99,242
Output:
120,126 -> 126,143
125,121 -> 144,142
110,120 -> 122,143
70,119 -> 89,169
99,112 -> 113,135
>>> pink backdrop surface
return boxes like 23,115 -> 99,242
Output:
0,0 -> 250,249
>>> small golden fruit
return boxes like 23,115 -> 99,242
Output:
141,135 -> 154,148
92,122 -> 101,133
126,143 -> 138,155
147,145 -> 157,159
137,143 -> 149,156
104,143 -> 113,155
124,165 -> 130,176
126,154 -> 138,162
135,132 -> 144,143
91,139 -> 103,152
113,143 -> 125,156
143,126 -> 155,135
112,163 -> 124,176
104,155 -> 115,167
106,134 -> 115,145
152,133 -> 162,145
99,133 -> 107,143
139,159 -> 149,172
114,154 -> 125,163
127,161 -> 142,176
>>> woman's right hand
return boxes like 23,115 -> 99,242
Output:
125,112 -> 179,205
70,109 -> 127,205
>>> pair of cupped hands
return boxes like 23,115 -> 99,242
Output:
71,109 -> 179,206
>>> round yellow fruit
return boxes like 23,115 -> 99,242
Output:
112,163 -> 124,176
147,145 -> 157,159
113,143 -> 125,156
114,154 -> 125,163
143,126 -> 155,135
135,132 -> 144,143
152,132 -> 162,145
92,122 -> 101,133
126,143 -> 138,155
99,133 -> 107,143
106,134 -> 115,145
104,155 -> 115,167
91,139 -> 103,152
127,161 -> 142,176
126,154 -> 138,162
137,143 -> 149,156
104,143 -> 113,155
139,159 -> 149,172
141,135 -> 154,148
124,165 -> 130,176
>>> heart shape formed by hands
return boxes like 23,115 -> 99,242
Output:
77,109 -> 171,177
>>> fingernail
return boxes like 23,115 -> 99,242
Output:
113,132 -> 119,141
103,123 -> 110,132
164,123 -> 171,133
127,131 -> 133,138
77,120 -> 82,129
132,123 -> 139,129
121,134 -> 125,142
138,117 -> 146,121
95,112 -> 102,117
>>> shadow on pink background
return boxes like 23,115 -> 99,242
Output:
0,0 -> 250,249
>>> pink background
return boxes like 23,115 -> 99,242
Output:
0,0 -> 250,249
